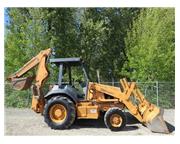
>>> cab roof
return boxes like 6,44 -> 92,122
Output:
50,58 -> 82,66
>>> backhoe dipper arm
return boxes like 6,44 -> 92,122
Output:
8,48 -> 52,81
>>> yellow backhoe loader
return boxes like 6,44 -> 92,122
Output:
7,48 -> 169,133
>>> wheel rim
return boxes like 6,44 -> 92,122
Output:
110,114 -> 123,127
49,104 -> 67,123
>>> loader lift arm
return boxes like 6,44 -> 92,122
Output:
8,48 -> 52,113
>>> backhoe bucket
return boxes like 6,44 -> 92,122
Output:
11,76 -> 34,90
146,108 -> 169,134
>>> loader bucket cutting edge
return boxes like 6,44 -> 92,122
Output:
11,76 -> 34,90
146,109 -> 169,134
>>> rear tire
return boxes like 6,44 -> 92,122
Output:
44,96 -> 76,129
104,107 -> 126,131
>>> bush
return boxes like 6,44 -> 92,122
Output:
5,83 -> 31,108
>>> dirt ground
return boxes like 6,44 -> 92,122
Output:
4,108 -> 175,136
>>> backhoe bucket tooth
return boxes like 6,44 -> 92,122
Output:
147,109 -> 169,134
11,76 -> 34,90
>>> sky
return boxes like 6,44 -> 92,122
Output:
4,8 -> 9,26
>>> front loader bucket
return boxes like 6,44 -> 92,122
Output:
146,108 -> 169,134
11,76 -> 34,90
119,78 -> 170,134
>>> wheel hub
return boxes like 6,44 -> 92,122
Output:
49,104 -> 67,123
54,109 -> 62,118
110,114 -> 122,127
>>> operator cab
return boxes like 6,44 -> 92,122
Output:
50,58 -> 89,100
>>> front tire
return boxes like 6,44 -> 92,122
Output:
44,96 -> 76,129
104,107 -> 126,131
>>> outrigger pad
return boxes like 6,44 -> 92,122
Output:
11,76 -> 34,90
147,109 -> 169,134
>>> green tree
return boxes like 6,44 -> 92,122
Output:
5,8 -> 175,108
5,8 -> 140,82
101,8 -> 140,81
78,8 -> 140,81
122,8 -> 175,82
45,8 -> 79,57
5,8 -> 50,77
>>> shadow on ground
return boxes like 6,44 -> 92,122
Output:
72,112 -> 139,131
72,112 -> 175,133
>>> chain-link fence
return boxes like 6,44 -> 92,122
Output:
5,81 -> 175,109
100,81 -> 175,109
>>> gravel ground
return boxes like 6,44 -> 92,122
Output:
4,108 -> 175,136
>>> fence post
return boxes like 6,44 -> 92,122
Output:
96,70 -> 100,83
156,81 -> 159,106
144,85 -> 148,97
112,77 -> 114,86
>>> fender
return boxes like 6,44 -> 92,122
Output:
44,85 -> 79,104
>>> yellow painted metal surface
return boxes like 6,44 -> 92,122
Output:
31,95 -> 45,113
77,102 -> 99,119
87,78 -> 163,124
49,104 -> 67,123
8,48 -> 52,114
